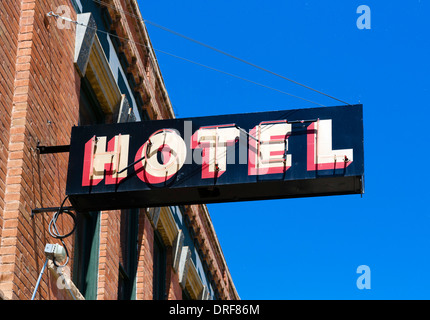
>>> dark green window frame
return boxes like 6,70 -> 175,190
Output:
153,231 -> 167,300
72,211 -> 100,300
118,209 -> 139,300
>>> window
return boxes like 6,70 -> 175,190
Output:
79,76 -> 105,126
72,76 -> 105,299
118,209 -> 139,300
153,231 -> 166,300
72,211 -> 100,300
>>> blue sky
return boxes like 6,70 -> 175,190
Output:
138,0 -> 430,299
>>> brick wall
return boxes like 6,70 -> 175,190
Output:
135,212 -> 154,299
166,245 -> 182,300
98,210 -> 121,300
0,0 -> 21,245
0,0 -> 78,300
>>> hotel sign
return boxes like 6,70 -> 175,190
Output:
66,105 -> 364,211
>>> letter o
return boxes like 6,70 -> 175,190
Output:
134,129 -> 187,184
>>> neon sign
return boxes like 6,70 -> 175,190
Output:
66,105 -> 364,211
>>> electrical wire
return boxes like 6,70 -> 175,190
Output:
91,0 -> 351,106
149,49 -> 327,107
48,195 -> 76,267
46,12 -> 326,107
143,19 -> 351,105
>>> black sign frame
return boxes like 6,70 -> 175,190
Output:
66,105 -> 364,211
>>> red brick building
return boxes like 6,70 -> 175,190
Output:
0,0 -> 238,300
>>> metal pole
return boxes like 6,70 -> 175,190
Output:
31,258 -> 48,300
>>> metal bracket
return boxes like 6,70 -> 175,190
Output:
36,144 -> 70,154
31,206 -> 74,218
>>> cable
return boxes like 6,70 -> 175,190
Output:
91,0 -> 351,106
145,20 -> 351,105
48,195 -> 76,267
151,49 -> 327,107
46,12 -> 325,107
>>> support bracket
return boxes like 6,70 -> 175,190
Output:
36,144 -> 70,154
31,206 -> 74,218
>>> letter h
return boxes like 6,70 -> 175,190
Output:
82,134 -> 130,186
